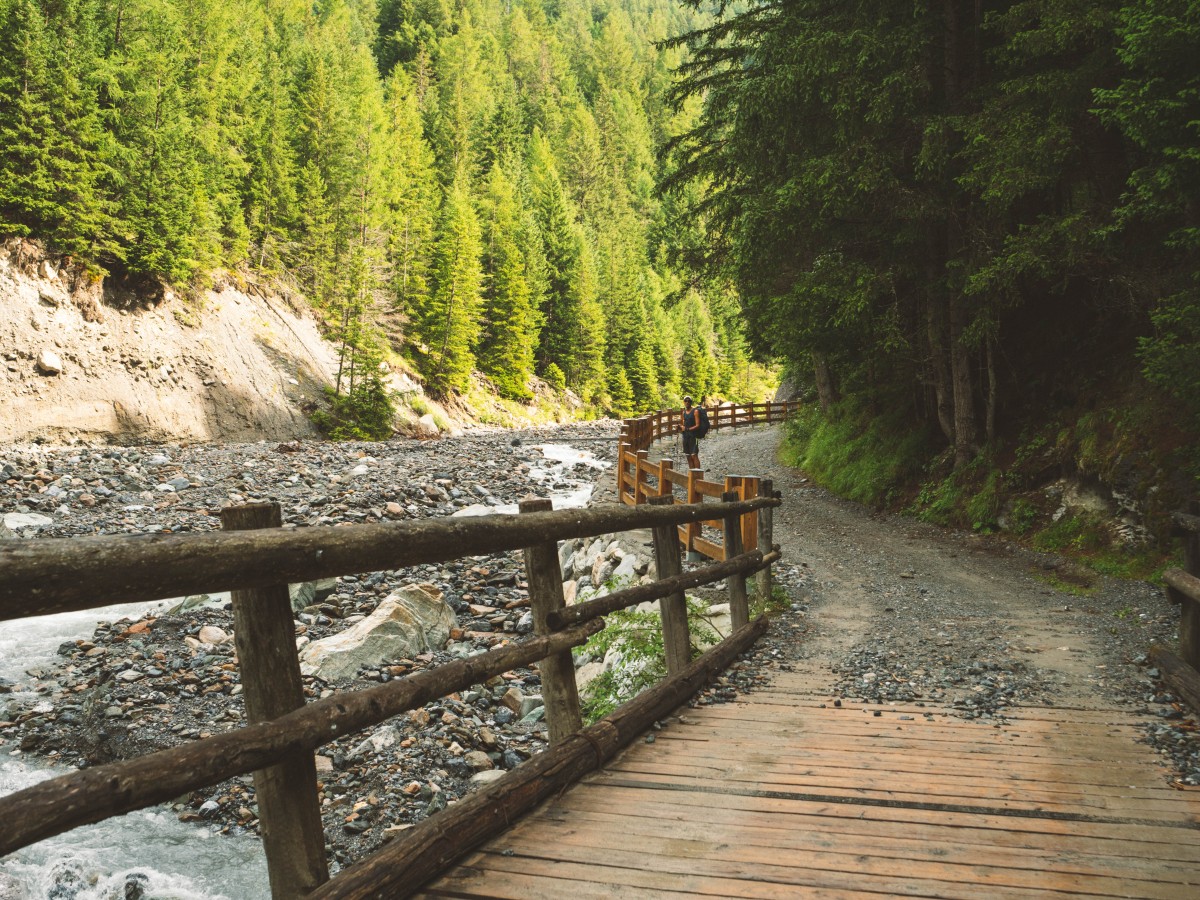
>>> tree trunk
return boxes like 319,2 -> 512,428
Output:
925,277 -> 954,443
985,334 -> 997,444
812,353 -> 839,412
949,295 -> 977,467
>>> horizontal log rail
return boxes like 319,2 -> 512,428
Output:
0,621 -> 602,856
309,615 -> 771,900
0,497 -> 777,621
0,474 -> 785,899
1163,505 -> 1200,691
1165,567 -> 1200,607
550,547 -> 780,631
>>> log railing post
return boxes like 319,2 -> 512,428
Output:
657,458 -> 674,499
616,430 -> 628,503
520,499 -> 583,743
634,450 -> 649,504
755,479 -> 775,602
685,468 -> 701,559
221,503 -> 328,900
650,495 -> 691,675
1182,501 -> 1200,667
741,476 -> 760,553
721,491 -> 749,629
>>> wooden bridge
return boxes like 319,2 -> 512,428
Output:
3,406 -> 1200,898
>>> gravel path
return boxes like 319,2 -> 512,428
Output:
688,423 -> 1200,785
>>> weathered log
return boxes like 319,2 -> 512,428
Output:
308,615 -> 772,900
650,495 -> 690,675
723,490 -> 749,629
1172,511 -> 1200,536
0,621 -> 601,857
520,499 -> 582,743
1165,567 -> 1200,606
548,549 -> 765,630
0,498 -> 777,621
1149,645 -> 1200,718
223,503 -> 328,898
1164,568 -> 1200,667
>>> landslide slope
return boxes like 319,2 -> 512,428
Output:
0,240 -> 338,445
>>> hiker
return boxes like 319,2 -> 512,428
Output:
681,395 -> 701,471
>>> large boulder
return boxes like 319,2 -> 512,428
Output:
299,583 -> 454,681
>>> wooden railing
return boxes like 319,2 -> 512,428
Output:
0,490 -> 781,899
616,400 -> 798,566
1154,507 -> 1200,714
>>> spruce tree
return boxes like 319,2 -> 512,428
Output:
419,173 -> 484,396
478,163 -> 538,399
0,0 -> 111,259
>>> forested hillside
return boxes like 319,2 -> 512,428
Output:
0,0 -> 770,424
665,0 -> 1199,545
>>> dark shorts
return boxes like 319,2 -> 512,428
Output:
682,432 -> 699,455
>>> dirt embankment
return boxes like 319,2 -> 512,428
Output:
0,239 -> 339,445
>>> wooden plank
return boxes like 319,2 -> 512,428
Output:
692,535 -> 725,562
427,853 -> 903,900
534,806 -> 1200,880
501,816 -> 1199,898
458,835 -> 1171,900
565,783 -> 1200,854
589,770 -> 1200,823
641,739 -> 1174,788
600,759 -> 1197,814
552,790 -> 1200,861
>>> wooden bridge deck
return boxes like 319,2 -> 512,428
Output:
420,669 -> 1200,898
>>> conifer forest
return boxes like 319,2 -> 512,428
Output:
0,0 -> 1197,510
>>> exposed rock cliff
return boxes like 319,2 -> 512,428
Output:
0,239 -> 338,444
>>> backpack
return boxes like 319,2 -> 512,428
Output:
695,406 -> 711,438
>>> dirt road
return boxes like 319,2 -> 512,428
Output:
690,423 -> 1198,781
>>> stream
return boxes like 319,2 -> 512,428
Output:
0,443 -> 606,899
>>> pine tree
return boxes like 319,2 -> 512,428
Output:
419,173 -> 484,396
0,0 -> 111,259
478,163 -> 538,399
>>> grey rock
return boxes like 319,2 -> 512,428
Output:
299,583 -> 455,681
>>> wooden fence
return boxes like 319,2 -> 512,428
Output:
1154,506 -> 1200,713
616,400 -> 798,565
0,490 -> 781,899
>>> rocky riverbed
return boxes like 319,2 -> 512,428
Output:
0,424 -> 641,877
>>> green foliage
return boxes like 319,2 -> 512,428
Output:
417,174 -> 484,397
543,362 -> 566,392
0,0 -> 773,416
782,400 -> 931,508
312,371 -> 396,441
580,595 -> 718,724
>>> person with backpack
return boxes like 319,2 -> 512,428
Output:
681,395 -> 702,471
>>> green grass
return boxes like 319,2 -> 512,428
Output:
781,401 -> 931,507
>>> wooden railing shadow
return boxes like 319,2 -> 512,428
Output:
0,472 -> 781,898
